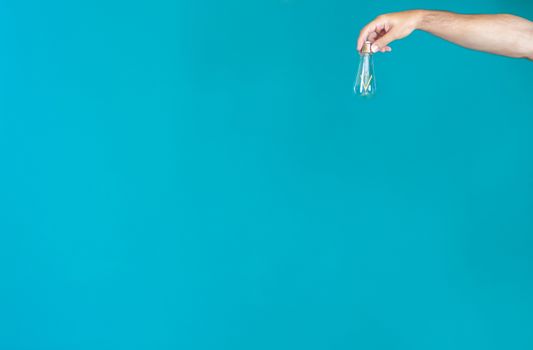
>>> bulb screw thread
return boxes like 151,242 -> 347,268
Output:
361,41 -> 372,54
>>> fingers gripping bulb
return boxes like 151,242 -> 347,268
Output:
354,41 -> 376,97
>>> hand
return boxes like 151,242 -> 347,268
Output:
357,10 -> 424,53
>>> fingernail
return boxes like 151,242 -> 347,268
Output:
371,44 -> 379,53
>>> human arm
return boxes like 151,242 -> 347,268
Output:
357,10 -> 533,60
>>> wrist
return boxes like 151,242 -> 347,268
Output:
413,10 -> 431,31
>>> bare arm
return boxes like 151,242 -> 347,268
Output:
357,10 -> 533,60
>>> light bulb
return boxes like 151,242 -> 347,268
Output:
354,41 -> 376,97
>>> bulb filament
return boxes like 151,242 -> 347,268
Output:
362,75 -> 373,92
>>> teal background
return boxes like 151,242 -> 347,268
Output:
1,0 -> 533,349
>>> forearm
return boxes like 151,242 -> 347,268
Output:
416,10 -> 533,59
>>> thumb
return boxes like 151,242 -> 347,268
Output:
371,31 -> 397,53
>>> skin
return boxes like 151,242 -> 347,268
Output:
357,10 -> 533,60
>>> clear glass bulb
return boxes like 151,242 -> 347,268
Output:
354,41 -> 376,97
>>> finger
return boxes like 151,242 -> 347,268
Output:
367,31 -> 378,42
371,26 -> 391,44
357,18 -> 387,50
371,30 -> 397,53
374,30 -> 387,42
375,23 -> 385,33
378,27 -> 389,36
357,23 -> 374,50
